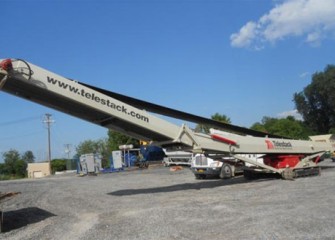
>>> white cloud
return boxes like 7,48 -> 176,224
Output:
277,109 -> 303,120
299,71 -> 310,78
230,21 -> 258,48
230,0 -> 335,49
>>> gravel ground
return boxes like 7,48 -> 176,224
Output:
1,159 -> 335,240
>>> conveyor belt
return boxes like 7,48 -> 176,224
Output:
81,82 -> 287,139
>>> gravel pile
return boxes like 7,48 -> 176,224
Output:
1,160 -> 335,240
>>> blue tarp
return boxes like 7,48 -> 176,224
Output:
140,146 -> 165,161
124,153 -> 138,166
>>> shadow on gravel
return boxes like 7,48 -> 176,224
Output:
320,165 -> 335,170
108,176 -> 277,196
2,207 -> 56,232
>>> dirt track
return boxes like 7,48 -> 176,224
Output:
1,160 -> 335,240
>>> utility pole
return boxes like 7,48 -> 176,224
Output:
64,144 -> 72,170
43,113 -> 54,174
64,144 -> 72,160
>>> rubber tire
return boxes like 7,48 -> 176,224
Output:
195,174 -> 206,180
220,164 -> 232,179
243,170 -> 255,180
0,211 -> 3,233
144,162 -> 149,168
281,168 -> 295,180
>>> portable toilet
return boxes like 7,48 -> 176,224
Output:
80,153 -> 102,174
112,150 -> 123,169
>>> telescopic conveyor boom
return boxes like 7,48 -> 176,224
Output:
0,59 -> 332,179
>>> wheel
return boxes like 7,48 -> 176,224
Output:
281,168 -> 295,180
220,164 -> 232,179
243,169 -> 255,180
195,174 -> 206,180
0,210 -> 3,233
144,162 -> 149,168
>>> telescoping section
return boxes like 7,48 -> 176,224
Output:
0,58 -> 334,181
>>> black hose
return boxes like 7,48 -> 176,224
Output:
12,58 -> 33,80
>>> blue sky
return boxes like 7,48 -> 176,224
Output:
1,0 -> 335,161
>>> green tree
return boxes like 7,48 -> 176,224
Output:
194,123 -> 210,134
3,149 -> 21,175
14,159 -> 27,177
51,159 -> 67,173
0,163 -> 6,179
250,116 -> 314,139
107,130 -> 139,151
194,113 -> 231,134
76,139 -> 100,156
294,65 -> 335,134
249,122 -> 267,133
1,149 -> 27,178
22,150 -> 35,163
211,113 -> 231,124
95,138 -> 111,168
76,138 -> 112,168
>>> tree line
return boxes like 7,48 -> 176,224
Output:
0,150 -> 35,180
252,64 -> 335,138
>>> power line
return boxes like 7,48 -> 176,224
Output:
0,116 -> 41,127
0,130 -> 44,142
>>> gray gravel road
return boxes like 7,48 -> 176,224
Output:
1,160 -> 335,240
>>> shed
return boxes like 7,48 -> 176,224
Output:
27,162 -> 51,178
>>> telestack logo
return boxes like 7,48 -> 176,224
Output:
265,140 -> 292,149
